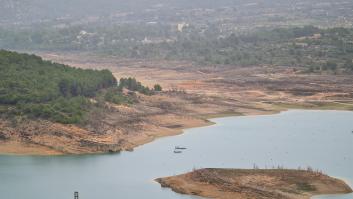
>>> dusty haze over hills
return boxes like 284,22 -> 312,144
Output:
1,0 -> 352,28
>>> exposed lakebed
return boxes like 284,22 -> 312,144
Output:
0,110 -> 352,199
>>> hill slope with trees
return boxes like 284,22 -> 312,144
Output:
0,50 -> 118,123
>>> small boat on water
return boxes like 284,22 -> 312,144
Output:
175,146 -> 187,150
174,150 -> 182,153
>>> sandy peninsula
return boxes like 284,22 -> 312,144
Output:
156,168 -> 353,199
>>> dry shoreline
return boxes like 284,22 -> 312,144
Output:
1,53 -> 353,156
156,168 -> 353,199
0,105 -> 270,156
122,103 -> 350,156
1,53 -> 353,199
0,104 -> 350,156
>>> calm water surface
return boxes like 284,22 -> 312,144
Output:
0,110 -> 352,199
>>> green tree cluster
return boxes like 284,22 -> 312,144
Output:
0,50 -> 117,123
118,77 -> 153,95
153,84 -> 162,92
104,88 -> 136,105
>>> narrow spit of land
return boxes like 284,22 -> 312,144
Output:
156,168 -> 353,199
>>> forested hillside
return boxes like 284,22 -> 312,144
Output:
0,50 -> 118,123
157,26 -> 353,72
2,26 -> 353,73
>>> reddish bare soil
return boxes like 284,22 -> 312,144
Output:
156,168 -> 353,199
1,52 -> 352,155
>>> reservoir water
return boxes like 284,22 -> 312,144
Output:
0,110 -> 352,199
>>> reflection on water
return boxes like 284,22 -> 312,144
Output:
0,110 -> 352,199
